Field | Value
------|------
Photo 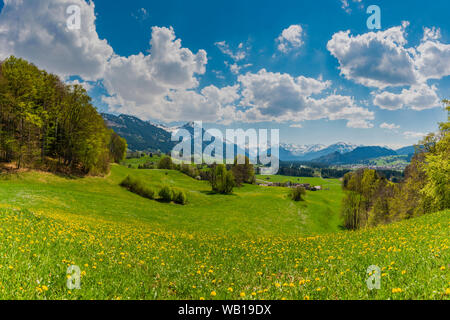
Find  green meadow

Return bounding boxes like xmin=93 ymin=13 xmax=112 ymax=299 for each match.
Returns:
xmin=0 ymin=165 xmax=448 ymax=300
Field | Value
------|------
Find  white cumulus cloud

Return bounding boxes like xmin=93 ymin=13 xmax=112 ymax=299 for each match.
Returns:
xmin=236 ymin=69 xmax=374 ymax=128
xmin=372 ymin=84 xmax=441 ymax=111
xmin=380 ymin=122 xmax=400 ymax=130
xmin=327 ymin=23 xmax=417 ymax=89
xmin=0 ymin=0 xmax=113 ymax=81
xmin=276 ymin=25 xmax=304 ymax=54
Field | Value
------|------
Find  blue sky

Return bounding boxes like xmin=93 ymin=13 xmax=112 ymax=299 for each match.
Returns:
xmin=0 ymin=0 xmax=449 ymax=147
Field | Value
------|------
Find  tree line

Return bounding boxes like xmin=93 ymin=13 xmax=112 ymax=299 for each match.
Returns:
xmin=0 ymin=56 xmax=127 ymax=175
xmin=341 ymin=100 xmax=449 ymax=230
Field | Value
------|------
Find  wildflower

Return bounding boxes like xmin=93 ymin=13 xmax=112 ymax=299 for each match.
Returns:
xmin=210 ymin=291 xmax=216 ymax=297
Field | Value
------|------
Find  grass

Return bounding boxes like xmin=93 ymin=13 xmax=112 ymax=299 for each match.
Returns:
xmin=0 ymin=166 xmax=342 ymax=236
xmin=0 ymin=166 xmax=448 ymax=300
xmin=121 ymin=155 xmax=163 ymax=169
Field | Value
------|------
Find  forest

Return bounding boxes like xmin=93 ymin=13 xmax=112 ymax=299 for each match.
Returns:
xmin=341 ymin=101 xmax=450 ymax=230
xmin=0 ymin=56 xmax=126 ymax=175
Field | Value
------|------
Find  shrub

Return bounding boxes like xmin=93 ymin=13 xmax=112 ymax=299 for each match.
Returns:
xmin=173 ymin=190 xmax=187 ymax=205
xmin=231 ymin=155 xmax=255 ymax=186
xmin=120 ymin=175 xmax=155 ymax=200
xmin=159 ymin=186 xmax=174 ymax=202
xmin=210 ymin=164 xmax=235 ymax=194
xmin=138 ymin=161 xmax=155 ymax=169
xmin=158 ymin=156 xmax=173 ymax=169
xmin=290 ymin=186 xmax=306 ymax=202
xmin=180 ymin=163 xmax=200 ymax=178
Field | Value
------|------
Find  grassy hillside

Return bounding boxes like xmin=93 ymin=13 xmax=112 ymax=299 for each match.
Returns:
xmin=0 ymin=166 xmax=342 ymax=236
xmin=0 ymin=166 xmax=448 ymax=300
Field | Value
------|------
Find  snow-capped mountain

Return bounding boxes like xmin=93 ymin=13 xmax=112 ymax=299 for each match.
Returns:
xmin=280 ymin=143 xmax=327 ymax=156
xmin=148 ymin=122 xmax=180 ymax=134
xmin=279 ymin=142 xmax=359 ymax=161
xmin=102 ymin=113 xmax=370 ymax=163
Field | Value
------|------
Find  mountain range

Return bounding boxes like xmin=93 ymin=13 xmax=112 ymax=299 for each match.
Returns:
xmin=102 ymin=113 xmax=415 ymax=165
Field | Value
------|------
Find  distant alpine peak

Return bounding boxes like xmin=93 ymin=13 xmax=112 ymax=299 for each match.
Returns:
xmin=280 ymin=143 xmax=327 ymax=155
xmin=329 ymin=142 xmax=359 ymax=151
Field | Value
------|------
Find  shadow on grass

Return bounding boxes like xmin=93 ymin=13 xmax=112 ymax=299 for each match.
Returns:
xmin=199 ymin=190 xmax=238 ymax=196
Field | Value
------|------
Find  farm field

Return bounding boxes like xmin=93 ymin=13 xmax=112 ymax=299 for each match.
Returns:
xmin=0 ymin=165 xmax=448 ymax=300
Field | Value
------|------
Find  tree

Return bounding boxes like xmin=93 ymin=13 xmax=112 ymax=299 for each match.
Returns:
xmin=0 ymin=56 xmax=122 ymax=175
xmin=158 ymin=156 xmax=173 ymax=169
xmin=109 ymin=130 xmax=127 ymax=163
xmin=341 ymin=191 xmax=362 ymax=230
xmin=210 ymin=164 xmax=235 ymax=194
xmin=231 ymin=155 xmax=255 ymax=186
xmin=420 ymin=100 xmax=450 ymax=212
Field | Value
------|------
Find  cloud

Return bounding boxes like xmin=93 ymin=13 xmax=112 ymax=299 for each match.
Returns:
xmin=380 ymin=122 xmax=400 ymax=130
xmin=0 ymin=0 xmax=113 ymax=81
xmin=327 ymin=23 xmax=417 ymax=89
xmin=415 ymin=29 xmax=450 ymax=82
xmin=403 ymin=131 xmax=426 ymax=140
xmin=215 ymin=41 xmax=248 ymax=62
xmin=276 ymin=25 xmax=304 ymax=54
xmin=66 ymin=79 xmax=94 ymax=92
xmin=215 ymin=41 xmax=252 ymax=75
xmin=340 ymin=0 xmax=363 ymax=14
xmin=225 ymin=61 xmax=252 ymax=75
xmin=102 ymin=26 xmax=212 ymax=121
xmin=372 ymin=84 xmax=441 ymax=111
xmin=236 ymin=69 xmax=374 ymax=128
xmin=0 ymin=0 xmax=376 ymax=129
xmin=328 ymin=25 xmax=449 ymax=112
xmin=238 ymin=69 xmax=330 ymax=117
xmin=289 ymin=124 xmax=303 ymax=128
xmin=132 ymin=8 xmax=149 ymax=21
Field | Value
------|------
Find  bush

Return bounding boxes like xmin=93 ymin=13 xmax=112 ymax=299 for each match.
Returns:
xmin=290 ymin=186 xmax=306 ymax=202
xmin=138 ymin=161 xmax=155 ymax=169
xmin=120 ymin=175 xmax=155 ymax=200
xmin=210 ymin=164 xmax=235 ymax=194
xmin=158 ymin=156 xmax=173 ymax=169
xmin=231 ymin=155 xmax=255 ymax=186
xmin=180 ymin=163 xmax=200 ymax=178
xmin=159 ymin=186 xmax=174 ymax=202
xmin=173 ymin=190 xmax=187 ymax=205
